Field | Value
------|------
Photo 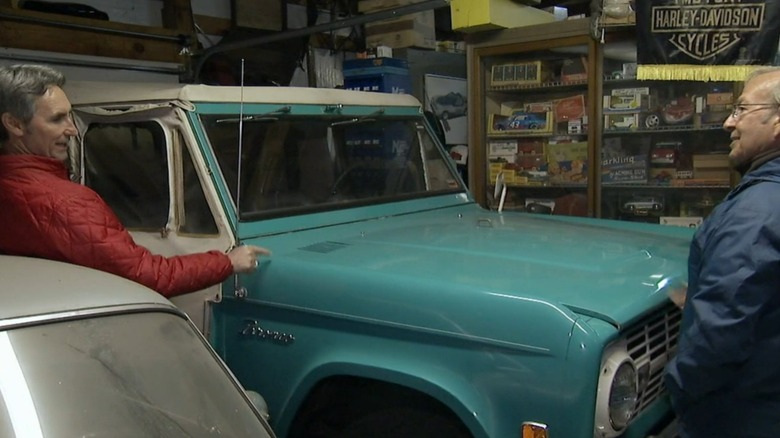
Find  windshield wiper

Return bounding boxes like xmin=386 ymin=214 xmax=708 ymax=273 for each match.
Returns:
xmin=330 ymin=108 xmax=385 ymax=127
xmin=216 ymin=105 xmax=291 ymax=124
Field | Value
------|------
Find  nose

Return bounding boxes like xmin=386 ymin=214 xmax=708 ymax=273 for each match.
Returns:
xmin=64 ymin=117 xmax=78 ymax=137
xmin=723 ymin=113 xmax=736 ymax=131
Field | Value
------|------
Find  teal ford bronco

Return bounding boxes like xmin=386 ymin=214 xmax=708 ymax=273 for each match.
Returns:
xmin=65 ymin=82 xmax=689 ymax=438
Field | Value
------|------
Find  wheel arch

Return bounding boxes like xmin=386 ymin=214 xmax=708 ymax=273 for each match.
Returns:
xmin=276 ymin=360 xmax=488 ymax=438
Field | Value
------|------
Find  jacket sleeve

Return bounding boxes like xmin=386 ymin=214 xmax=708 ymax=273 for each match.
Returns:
xmin=666 ymin=200 xmax=780 ymax=412
xmin=48 ymin=189 xmax=233 ymax=297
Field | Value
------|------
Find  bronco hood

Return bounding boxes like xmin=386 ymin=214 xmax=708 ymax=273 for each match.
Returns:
xmin=254 ymin=204 xmax=691 ymax=332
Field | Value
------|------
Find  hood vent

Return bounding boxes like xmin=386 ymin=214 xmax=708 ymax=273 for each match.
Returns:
xmin=300 ymin=241 xmax=351 ymax=253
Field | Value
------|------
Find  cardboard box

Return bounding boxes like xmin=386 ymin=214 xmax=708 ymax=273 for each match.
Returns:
xmin=489 ymin=163 xmax=504 ymax=182
xmin=490 ymin=61 xmax=552 ymax=86
xmin=602 ymin=154 xmax=648 ymax=184
xmin=601 ymin=12 xmax=636 ymax=26
xmin=611 ymin=87 xmax=651 ymax=96
xmin=451 ymin=0 xmax=555 ymax=33
xmin=360 ymin=0 xmax=435 ymax=49
xmin=707 ymin=92 xmax=733 ymax=106
xmin=365 ymin=12 xmax=436 ymax=49
xmin=546 ymin=141 xmax=588 ymax=185
xmin=501 ymin=100 xmax=553 ymax=115
xmin=488 ymin=140 xmax=518 ymax=158
xmin=604 ymin=113 xmax=640 ymax=130
xmin=561 ymin=57 xmax=588 ymax=83
xmin=693 ymin=154 xmax=731 ymax=182
xmin=516 ymin=154 xmax=546 ymax=171
xmin=555 ymin=94 xmax=586 ymax=121
xmin=517 ymin=140 xmax=545 ymax=155
xmin=693 ymin=154 xmax=729 ymax=168
xmin=649 ymin=167 xmax=677 ymax=184
xmin=604 ymin=94 xmax=644 ymax=112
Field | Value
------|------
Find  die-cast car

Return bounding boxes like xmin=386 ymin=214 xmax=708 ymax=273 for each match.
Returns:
xmin=623 ymin=197 xmax=665 ymax=213
xmin=494 ymin=112 xmax=548 ymax=131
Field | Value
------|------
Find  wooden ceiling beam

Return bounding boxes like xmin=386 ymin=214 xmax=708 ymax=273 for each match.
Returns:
xmin=0 ymin=3 xmax=197 ymax=64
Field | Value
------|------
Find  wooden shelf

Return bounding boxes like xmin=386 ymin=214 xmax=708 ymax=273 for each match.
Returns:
xmin=0 ymin=0 xmax=197 ymax=64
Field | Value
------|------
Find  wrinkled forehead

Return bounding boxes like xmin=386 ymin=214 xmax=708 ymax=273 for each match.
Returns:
xmin=743 ymin=71 xmax=780 ymax=98
xmin=33 ymin=85 xmax=72 ymax=115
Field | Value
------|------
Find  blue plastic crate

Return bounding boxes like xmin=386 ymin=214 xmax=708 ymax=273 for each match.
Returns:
xmin=343 ymin=57 xmax=410 ymax=94
xmin=343 ymin=57 xmax=409 ymax=71
xmin=343 ymin=73 xmax=411 ymax=94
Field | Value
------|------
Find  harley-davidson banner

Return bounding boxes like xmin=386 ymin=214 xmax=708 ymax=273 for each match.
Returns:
xmin=636 ymin=0 xmax=780 ymax=81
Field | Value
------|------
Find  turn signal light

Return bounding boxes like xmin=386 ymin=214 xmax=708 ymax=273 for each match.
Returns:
xmin=522 ymin=421 xmax=548 ymax=438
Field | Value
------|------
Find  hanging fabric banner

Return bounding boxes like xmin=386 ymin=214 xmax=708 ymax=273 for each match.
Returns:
xmin=636 ymin=0 xmax=780 ymax=81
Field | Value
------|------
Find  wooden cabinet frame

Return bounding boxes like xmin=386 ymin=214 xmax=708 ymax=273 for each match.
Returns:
xmin=465 ymin=19 xmax=602 ymax=215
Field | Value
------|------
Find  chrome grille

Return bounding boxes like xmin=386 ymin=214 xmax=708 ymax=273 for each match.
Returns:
xmin=624 ymin=304 xmax=682 ymax=415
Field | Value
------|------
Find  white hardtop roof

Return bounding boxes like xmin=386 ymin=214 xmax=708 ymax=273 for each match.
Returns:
xmin=0 ymin=256 xmax=174 ymax=323
xmin=65 ymin=81 xmax=423 ymax=108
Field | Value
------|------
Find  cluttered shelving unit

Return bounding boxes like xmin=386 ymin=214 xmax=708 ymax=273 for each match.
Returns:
xmin=466 ymin=19 xmax=599 ymax=216
xmin=466 ymin=17 xmax=738 ymax=224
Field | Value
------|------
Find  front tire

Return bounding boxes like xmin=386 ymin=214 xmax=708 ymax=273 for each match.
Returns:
xmin=341 ymin=407 xmax=471 ymax=438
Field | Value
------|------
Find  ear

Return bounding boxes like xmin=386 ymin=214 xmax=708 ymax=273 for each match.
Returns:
xmin=0 ymin=112 xmax=25 ymax=137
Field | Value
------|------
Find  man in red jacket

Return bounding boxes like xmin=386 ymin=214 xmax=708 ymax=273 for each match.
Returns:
xmin=0 ymin=64 xmax=270 ymax=297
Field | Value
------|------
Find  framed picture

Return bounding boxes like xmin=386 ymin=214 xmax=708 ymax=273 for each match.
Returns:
xmin=424 ymin=74 xmax=468 ymax=145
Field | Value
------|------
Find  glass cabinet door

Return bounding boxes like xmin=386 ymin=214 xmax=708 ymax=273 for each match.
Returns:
xmin=467 ymin=20 xmax=598 ymax=217
xmin=599 ymin=31 xmax=736 ymax=226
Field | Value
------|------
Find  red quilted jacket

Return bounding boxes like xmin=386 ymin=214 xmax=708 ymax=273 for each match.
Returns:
xmin=0 ymin=155 xmax=233 ymax=297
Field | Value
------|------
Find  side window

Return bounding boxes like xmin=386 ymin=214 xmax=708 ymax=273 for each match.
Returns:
xmin=181 ymin=142 xmax=218 ymax=234
xmin=83 ymin=122 xmax=169 ymax=229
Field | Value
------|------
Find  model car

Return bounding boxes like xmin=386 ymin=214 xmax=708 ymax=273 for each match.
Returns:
xmin=623 ymin=197 xmax=665 ymax=213
xmin=494 ymin=112 xmax=548 ymax=131
xmin=606 ymin=94 xmax=641 ymax=111
xmin=430 ymin=91 xmax=467 ymax=120
xmin=645 ymin=96 xmax=696 ymax=128
xmin=651 ymin=142 xmax=682 ymax=165
xmin=607 ymin=114 xmax=637 ymax=130
xmin=64 ymin=81 xmax=688 ymax=438
xmin=0 ymin=255 xmax=275 ymax=437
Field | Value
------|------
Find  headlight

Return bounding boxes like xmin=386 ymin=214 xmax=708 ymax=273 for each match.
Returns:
xmin=609 ymin=361 xmax=638 ymax=429
xmin=594 ymin=340 xmax=638 ymax=437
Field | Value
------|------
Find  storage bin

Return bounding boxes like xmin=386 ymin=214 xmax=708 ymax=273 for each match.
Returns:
xmin=343 ymin=58 xmax=411 ymax=94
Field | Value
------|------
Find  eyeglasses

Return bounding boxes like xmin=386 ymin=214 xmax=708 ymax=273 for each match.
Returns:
xmin=730 ymin=103 xmax=778 ymax=119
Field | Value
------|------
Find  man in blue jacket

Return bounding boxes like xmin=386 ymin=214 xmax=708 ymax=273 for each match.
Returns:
xmin=666 ymin=66 xmax=780 ymax=437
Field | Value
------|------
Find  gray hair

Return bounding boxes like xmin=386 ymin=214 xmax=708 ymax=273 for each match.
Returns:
xmin=746 ymin=66 xmax=780 ymax=106
xmin=0 ymin=64 xmax=66 ymax=143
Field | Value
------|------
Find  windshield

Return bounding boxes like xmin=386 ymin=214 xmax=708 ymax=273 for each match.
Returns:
xmin=0 ymin=312 xmax=272 ymax=438
xmin=201 ymin=114 xmax=463 ymax=219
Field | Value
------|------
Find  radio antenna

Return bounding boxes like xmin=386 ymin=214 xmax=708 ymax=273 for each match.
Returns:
xmin=236 ymin=58 xmax=246 ymax=219
xmin=233 ymin=59 xmax=249 ymax=299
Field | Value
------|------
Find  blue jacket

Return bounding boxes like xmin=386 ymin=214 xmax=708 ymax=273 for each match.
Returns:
xmin=666 ymin=157 xmax=780 ymax=438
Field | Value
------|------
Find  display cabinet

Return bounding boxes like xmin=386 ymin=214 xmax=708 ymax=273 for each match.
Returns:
xmin=599 ymin=30 xmax=737 ymax=225
xmin=466 ymin=19 xmax=599 ymax=216
xmin=466 ymin=19 xmax=737 ymax=223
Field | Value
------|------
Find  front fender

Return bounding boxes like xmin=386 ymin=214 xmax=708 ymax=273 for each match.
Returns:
xmin=211 ymin=297 xmax=576 ymax=438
